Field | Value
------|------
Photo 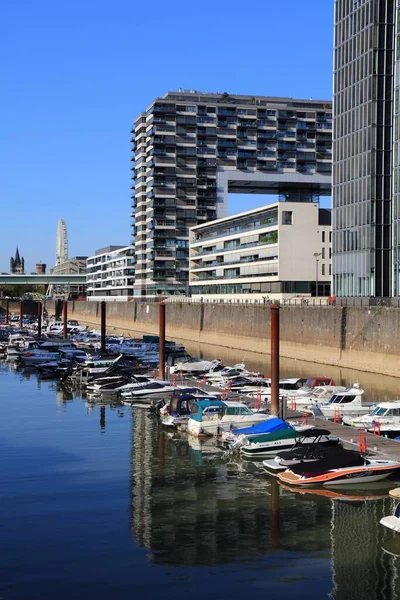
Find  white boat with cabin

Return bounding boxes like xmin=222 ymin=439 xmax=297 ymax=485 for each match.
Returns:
xmin=187 ymin=399 xmax=270 ymax=437
xmin=311 ymin=384 xmax=375 ymax=419
xmin=342 ymin=401 xmax=400 ymax=435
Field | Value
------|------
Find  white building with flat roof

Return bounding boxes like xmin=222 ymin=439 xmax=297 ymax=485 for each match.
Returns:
xmin=189 ymin=202 xmax=331 ymax=301
xmin=86 ymin=246 xmax=135 ymax=301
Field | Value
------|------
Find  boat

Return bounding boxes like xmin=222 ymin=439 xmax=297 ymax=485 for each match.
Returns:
xmin=262 ymin=428 xmax=340 ymax=472
xmin=309 ymin=384 xmax=375 ymax=419
xmin=120 ymin=380 xmax=175 ymax=403
xmin=235 ymin=377 xmax=307 ymax=402
xmin=380 ymin=503 xmax=400 ymax=533
xmin=171 ymin=358 xmax=222 ymax=374
xmin=235 ymin=420 xmax=337 ymax=458
xmin=287 ymin=385 xmax=347 ymax=409
xmin=342 ymin=401 xmax=400 ymax=436
xmin=277 ymin=449 xmax=400 ymax=486
xmin=187 ymin=399 xmax=270 ymax=437
xmin=160 ymin=393 xmax=197 ymax=429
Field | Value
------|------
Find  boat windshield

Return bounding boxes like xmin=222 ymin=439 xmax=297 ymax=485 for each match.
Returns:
xmin=329 ymin=394 xmax=356 ymax=404
xmin=371 ymin=406 xmax=389 ymax=417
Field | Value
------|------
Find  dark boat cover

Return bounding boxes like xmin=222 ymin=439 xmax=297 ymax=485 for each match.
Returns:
xmin=290 ymin=448 xmax=366 ymax=475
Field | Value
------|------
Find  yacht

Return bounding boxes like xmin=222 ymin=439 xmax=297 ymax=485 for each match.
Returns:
xmin=309 ymin=384 xmax=375 ymax=419
xmin=342 ymin=401 xmax=400 ymax=436
xmin=171 ymin=358 xmax=222 ymax=374
xmin=288 ymin=385 xmax=347 ymax=409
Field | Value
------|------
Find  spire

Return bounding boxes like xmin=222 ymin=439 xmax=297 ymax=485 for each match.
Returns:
xmin=14 ymin=247 xmax=21 ymax=265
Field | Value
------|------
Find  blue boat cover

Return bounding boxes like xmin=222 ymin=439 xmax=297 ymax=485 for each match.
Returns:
xmin=232 ymin=418 xmax=293 ymax=435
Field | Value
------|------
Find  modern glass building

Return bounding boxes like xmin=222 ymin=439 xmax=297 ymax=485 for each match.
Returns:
xmin=333 ymin=0 xmax=399 ymax=297
xmin=131 ymin=91 xmax=332 ymax=297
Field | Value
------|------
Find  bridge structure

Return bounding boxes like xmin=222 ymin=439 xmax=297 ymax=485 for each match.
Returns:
xmin=0 ymin=274 xmax=86 ymax=285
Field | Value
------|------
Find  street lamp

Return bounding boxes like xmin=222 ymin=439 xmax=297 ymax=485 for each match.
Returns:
xmin=313 ymin=252 xmax=322 ymax=297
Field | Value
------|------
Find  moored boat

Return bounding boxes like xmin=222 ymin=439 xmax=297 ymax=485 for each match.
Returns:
xmin=277 ymin=449 xmax=400 ymax=486
xmin=187 ymin=399 xmax=270 ymax=437
xmin=308 ymin=384 xmax=375 ymax=419
xmin=342 ymin=401 xmax=400 ymax=436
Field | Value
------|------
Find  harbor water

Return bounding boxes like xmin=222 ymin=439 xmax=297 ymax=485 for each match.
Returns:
xmin=2 ymin=362 xmax=400 ymax=599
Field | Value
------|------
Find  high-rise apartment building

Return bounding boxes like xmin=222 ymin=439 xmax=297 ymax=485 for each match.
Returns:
xmin=333 ymin=0 xmax=398 ymax=297
xmin=132 ymin=91 xmax=332 ymax=296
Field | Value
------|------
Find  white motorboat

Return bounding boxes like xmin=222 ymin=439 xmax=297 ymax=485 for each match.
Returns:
xmin=235 ymin=377 xmax=306 ymax=402
xmin=187 ymin=399 xmax=270 ymax=437
xmin=287 ymin=385 xmax=347 ymax=409
xmin=120 ymin=381 xmax=175 ymax=403
xmin=342 ymin=401 xmax=400 ymax=436
xmin=309 ymin=384 xmax=375 ymax=419
xmin=171 ymin=358 xmax=222 ymax=374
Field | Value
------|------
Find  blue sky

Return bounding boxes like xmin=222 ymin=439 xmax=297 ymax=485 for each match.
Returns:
xmin=0 ymin=0 xmax=334 ymax=273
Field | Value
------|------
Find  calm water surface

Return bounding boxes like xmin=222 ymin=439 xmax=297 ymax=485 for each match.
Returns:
xmin=2 ymin=362 xmax=400 ymax=599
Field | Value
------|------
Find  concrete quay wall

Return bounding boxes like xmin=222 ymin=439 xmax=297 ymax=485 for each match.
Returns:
xmin=36 ymin=300 xmax=400 ymax=378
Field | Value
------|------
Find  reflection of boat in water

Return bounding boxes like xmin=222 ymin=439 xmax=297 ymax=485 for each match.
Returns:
xmin=381 ymin=536 xmax=400 ymax=557
xmin=380 ymin=502 xmax=400 ymax=533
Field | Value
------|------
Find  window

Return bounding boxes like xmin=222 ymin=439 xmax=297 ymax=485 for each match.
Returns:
xmin=322 ymin=264 xmax=325 ymax=275
xmin=322 ymin=248 xmax=325 ymax=259
xmin=282 ymin=211 xmax=293 ymax=225
xmin=322 ymin=231 xmax=325 ymax=243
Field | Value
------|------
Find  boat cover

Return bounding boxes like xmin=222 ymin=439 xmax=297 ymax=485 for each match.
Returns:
xmin=232 ymin=418 xmax=292 ymax=436
xmin=290 ymin=448 xmax=366 ymax=475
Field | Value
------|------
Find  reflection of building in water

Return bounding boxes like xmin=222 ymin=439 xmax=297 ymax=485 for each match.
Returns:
xmin=130 ymin=413 xmax=332 ymax=565
xmin=330 ymin=498 xmax=400 ymax=600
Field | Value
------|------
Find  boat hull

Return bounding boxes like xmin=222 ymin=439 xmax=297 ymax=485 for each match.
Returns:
xmin=277 ymin=461 xmax=400 ymax=486
xmin=241 ymin=437 xmax=299 ymax=457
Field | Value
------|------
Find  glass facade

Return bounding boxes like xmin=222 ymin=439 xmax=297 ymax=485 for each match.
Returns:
xmin=333 ymin=0 xmax=396 ymax=297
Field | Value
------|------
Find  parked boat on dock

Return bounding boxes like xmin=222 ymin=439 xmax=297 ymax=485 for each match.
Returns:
xmin=342 ymin=401 xmax=400 ymax=436
xmin=307 ymin=384 xmax=375 ymax=419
